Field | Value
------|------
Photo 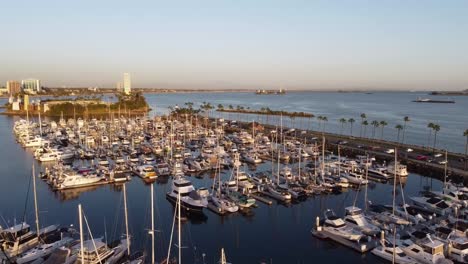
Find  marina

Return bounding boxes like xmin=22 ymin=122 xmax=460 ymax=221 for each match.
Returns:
xmin=0 ymin=91 xmax=467 ymax=263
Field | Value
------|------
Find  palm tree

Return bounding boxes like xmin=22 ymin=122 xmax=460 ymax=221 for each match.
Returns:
xmin=402 ymin=116 xmax=410 ymax=144
xmin=395 ymin=124 xmax=403 ymax=142
xmin=362 ymin=120 xmax=369 ymax=138
xmin=348 ymin=118 xmax=355 ymax=136
xmin=379 ymin=121 xmax=388 ymax=139
xmin=228 ymin=104 xmax=233 ymax=110
xmin=339 ymin=118 xmax=347 ymax=135
xmin=464 ymin=129 xmax=468 ymax=169
xmin=427 ymin=122 xmax=435 ymax=147
xmin=184 ymin=102 xmax=194 ymax=110
xmin=317 ymin=116 xmax=323 ymax=131
xmin=371 ymin=120 xmax=379 ymax=138
xmin=432 ymin=124 xmax=440 ymax=151
xmin=322 ymin=116 xmax=328 ymax=133
xmin=217 ymin=104 xmax=224 ymax=110
xmin=360 ymin=113 xmax=367 ymax=137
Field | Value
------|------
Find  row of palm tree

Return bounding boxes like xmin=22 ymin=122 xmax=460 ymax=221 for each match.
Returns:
xmin=464 ymin=129 xmax=468 ymax=169
xmin=191 ymin=103 xmax=457 ymax=154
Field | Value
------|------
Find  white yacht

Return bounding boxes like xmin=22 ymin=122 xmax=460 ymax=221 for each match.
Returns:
xmin=233 ymin=171 xmax=255 ymax=190
xmin=410 ymin=196 xmax=452 ymax=216
xmin=74 ymin=238 xmax=115 ymax=264
xmin=210 ymin=194 xmax=239 ymax=213
xmin=367 ymin=167 xmax=392 ymax=181
xmin=134 ymin=165 xmax=157 ymax=182
xmin=166 ymin=177 xmax=208 ymax=212
xmin=16 ymin=237 xmax=74 ymax=264
xmin=371 ymin=240 xmax=417 ymax=264
xmin=387 ymin=162 xmax=409 ymax=177
xmin=341 ymin=171 xmax=368 ymax=185
xmin=57 ymin=172 xmax=104 ymax=190
xmin=343 ymin=206 xmax=380 ymax=236
xmin=321 ymin=209 xmax=364 ymax=241
xmin=0 ymin=223 xmax=58 ymax=258
xmin=266 ymin=184 xmax=292 ymax=202
xmin=398 ymin=238 xmax=453 ymax=264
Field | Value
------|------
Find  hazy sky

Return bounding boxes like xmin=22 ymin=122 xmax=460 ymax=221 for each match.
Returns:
xmin=1 ymin=0 xmax=467 ymax=90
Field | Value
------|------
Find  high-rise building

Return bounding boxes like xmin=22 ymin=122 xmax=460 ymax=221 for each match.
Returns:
xmin=23 ymin=94 xmax=30 ymax=111
xmin=21 ymin=79 xmax=41 ymax=93
xmin=116 ymin=82 xmax=123 ymax=92
xmin=6 ymin=81 xmax=21 ymax=95
xmin=123 ymin=73 xmax=131 ymax=95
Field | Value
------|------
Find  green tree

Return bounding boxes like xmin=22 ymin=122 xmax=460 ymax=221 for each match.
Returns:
xmin=464 ymin=129 xmax=468 ymax=169
xmin=395 ymin=124 xmax=403 ymax=142
xmin=217 ymin=104 xmax=224 ymax=110
xmin=379 ymin=121 xmax=388 ymax=139
xmin=339 ymin=118 xmax=347 ymax=134
xmin=371 ymin=120 xmax=379 ymax=138
xmin=362 ymin=120 xmax=369 ymax=138
xmin=348 ymin=118 xmax=355 ymax=136
xmin=427 ymin=122 xmax=435 ymax=147
xmin=322 ymin=116 xmax=328 ymax=133
xmin=360 ymin=113 xmax=367 ymax=137
xmin=402 ymin=116 xmax=410 ymax=144
xmin=432 ymin=124 xmax=440 ymax=151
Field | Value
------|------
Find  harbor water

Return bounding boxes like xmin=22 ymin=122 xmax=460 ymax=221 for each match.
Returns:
xmin=0 ymin=92 xmax=460 ymax=263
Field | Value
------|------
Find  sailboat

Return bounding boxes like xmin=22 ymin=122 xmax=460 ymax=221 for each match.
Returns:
xmin=218 ymin=248 xmax=232 ymax=264
xmin=209 ymin=159 xmax=239 ymax=213
xmin=0 ymin=164 xmax=60 ymax=260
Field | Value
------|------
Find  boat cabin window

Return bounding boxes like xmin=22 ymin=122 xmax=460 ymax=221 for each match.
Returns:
xmin=173 ymin=190 xmax=190 ymax=197
xmin=345 ymin=218 xmax=358 ymax=225
xmin=453 ymin=242 xmax=468 ymax=250
xmin=411 ymin=248 xmax=420 ymax=253
xmin=174 ymin=182 xmax=192 ymax=188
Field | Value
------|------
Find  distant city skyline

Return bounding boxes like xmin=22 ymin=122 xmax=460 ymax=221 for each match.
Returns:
xmin=1 ymin=1 xmax=467 ymax=91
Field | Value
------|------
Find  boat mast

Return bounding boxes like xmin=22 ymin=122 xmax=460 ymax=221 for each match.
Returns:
xmin=123 ymin=183 xmax=130 ymax=255
xmin=444 ymin=150 xmax=448 ymax=188
xmin=392 ymin=148 xmax=397 ymax=215
xmin=38 ymin=110 xmax=42 ymax=136
xmin=79 ymin=203 xmax=85 ymax=264
xmin=177 ymin=190 xmax=182 ymax=264
xmin=338 ymin=145 xmax=341 ymax=177
xmin=32 ymin=164 xmax=40 ymax=239
xmin=220 ymin=248 xmax=227 ymax=264
xmin=321 ymin=136 xmax=325 ymax=181
xmin=151 ymin=183 xmax=155 ymax=264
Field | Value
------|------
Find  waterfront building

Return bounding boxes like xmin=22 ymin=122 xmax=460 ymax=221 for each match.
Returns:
xmin=6 ymin=80 xmax=21 ymax=95
xmin=21 ymin=79 xmax=41 ymax=93
xmin=0 ymin=87 xmax=7 ymax=95
xmin=123 ymin=73 xmax=131 ymax=95
xmin=23 ymin=94 xmax=30 ymax=110
xmin=116 ymin=82 xmax=123 ymax=92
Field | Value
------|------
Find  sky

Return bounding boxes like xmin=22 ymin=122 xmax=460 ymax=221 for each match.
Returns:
xmin=1 ymin=0 xmax=468 ymax=90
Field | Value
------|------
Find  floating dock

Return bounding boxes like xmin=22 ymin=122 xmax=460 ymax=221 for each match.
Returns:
xmin=250 ymin=194 xmax=273 ymax=205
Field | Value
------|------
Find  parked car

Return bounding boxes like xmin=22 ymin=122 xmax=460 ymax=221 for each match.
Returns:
xmin=416 ymin=155 xmax=428 ymax=161
xmin=406 ymin=148 xmax=413 ymax=153
xmin=385 ymin=149 xmax=395 ymax=154
xmin=438 ymin=160 xmax=447 ymax=165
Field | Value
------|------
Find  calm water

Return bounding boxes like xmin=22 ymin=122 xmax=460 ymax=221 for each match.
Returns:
xmin=0 ymin=92 xmax=454 ymax=263
xmin=146 ymin=91 xmax=468 ymax=154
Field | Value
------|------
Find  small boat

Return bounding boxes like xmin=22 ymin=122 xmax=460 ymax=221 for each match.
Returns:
xmin=343 ymin=206 xmax=380 ymax=236
xmin=166 ymin=176 xmax=208 ymax=212
xmin=135 ymin=165 xmax=157 ymax=182
xmin=410 ymin=196 xmax=452 ymax=216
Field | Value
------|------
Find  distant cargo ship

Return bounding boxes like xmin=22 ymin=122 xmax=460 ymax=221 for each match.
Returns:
xmin=412 ymin=97 xmax=455 ymax=103
xmin=255 ymin=89 xmax=286 ymax=95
